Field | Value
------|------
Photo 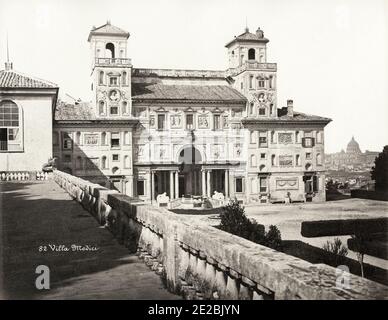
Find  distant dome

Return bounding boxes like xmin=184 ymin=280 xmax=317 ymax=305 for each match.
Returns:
xmin=346 ymin=136 xmax=361 ymax=154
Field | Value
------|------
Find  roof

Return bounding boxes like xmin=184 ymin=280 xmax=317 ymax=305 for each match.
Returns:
xmin=88 ymin=22 xmax=130 ymax=41
xmin=0 ymin=69 xmax=57 ymax=88
xmin=55 ymin=102 xmax=96 ymax=121
xmin=242 ymin=109 xmax=332 ymax=125
xmin=131 ymin=82 xmax=247 ymax=104
xmin=225 ymin=27 xmax=269 ymax=47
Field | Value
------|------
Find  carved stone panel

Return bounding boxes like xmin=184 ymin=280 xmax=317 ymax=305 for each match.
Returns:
xmin=276 ymin=178 xmax=299 ymax=190
xmin=278 ymin=133 xmax=293 ymax=144
xmin=198 ymin=115 xmax=209 ymax=129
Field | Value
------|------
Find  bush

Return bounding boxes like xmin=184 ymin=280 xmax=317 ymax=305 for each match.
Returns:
xmin=322 ymin=237 xmax=348 ymax=266
xmin=219 ymin=199 xmax=282 ymax=250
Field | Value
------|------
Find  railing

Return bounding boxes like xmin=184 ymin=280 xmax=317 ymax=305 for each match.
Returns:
xmin=0 ymin=171 xmax=49 ymax=181
xmin=53 ymin=169 xmax=388 ymax=300
xmin=95 ymin=58 xmax=132 ymax=66
xmin=132 ymin=68 xmax=226 ymax=79
xmin=227 ymin=62 xmax=277 ymax=76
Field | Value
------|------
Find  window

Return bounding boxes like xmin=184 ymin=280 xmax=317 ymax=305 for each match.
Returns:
xmin=99 ymin=71 xmax=104 ymax=85
xmin=112 ymin=154 xmax=119 ymax=161
xmin=250 ymin=154 xmax=257 ymax=167
xmin=109 ymin=77 xmax=118 ymax=86
xmin=259 ymin=177 xmax=267 ymax=193
xmin=313 ymin=176 xmax=319 ymax=192
xmin=271 ymin=154 xmax=276 ymax=166
xmin=64 ymin=154 xmax=72 ymax=162
xmin=249 ymin=75 xmax=253 ymax=89
xmin=269 ymin=76 xmax=273 ymax=89
xmin=122 ymin=101 xmax=128 ymax=114
xmin=270 ymin=104 xmax=273 ymax=115
xmin=0 ymin=100 xmax=21 ymax=151
xmin=62 ymin=133 xmax=72 ymax=150
xmin=260 ymin=153 xmax=266 ymax=159
xmin=259 ymin=132 xmax=268 ymax=147
xmin=240 ymin=82 xmax=244 ymax=90
xmin=75 ymin=132 xmax=81 ymax=145
xmin=137 ymin=180 xmax=145 ymax=196
xmin=122 ymin=71 xmax=127 ymax=85
xmin=105 ymin=42 xmax=115 ymax=58
xmin=248 ymin=48 xmax=255 ymax=60
xmin=99 ymin=101 xmax=105 ymax=115
xmin=302 ymin=137 xmax=315 ymax=148
xmin=111 ymin=132 xmax=120 ymax=148
xmin=101 ymin=132 xmax=107 ymax=145
xmin=110 ymin=105 xmax=119 ymax=115
xmin=306 ymin=152 xmax=312 ymax=160
xmin=295 ymin=131 xmax=300 ymax=143
xmin=317 ymin=153 xmax=322 ymax=165
xmin=124 ymin=131 xmax=130 ymax=145
xmin=157 ymin=114 xmax=166 ymax=130
xmin=258 ymin=108 xmax=266 ymax=116
xmin=258 ymin=80 xmax=265 ymax=88
xmin=249 ymin=102 xmax=254 ymax=115
xmin=235 ymin=177 xmax=243 ymax=193
xmin=124 ymin=155 xmax=130 ymax=168
xmin=213 ymin=114 xmax=221 ymax=130
xmin=317 ymin=131 xmax=323 ymax=143
xmin=271 ymin=131 xmax=275 ymax=143
xmin=186 ymin=114 xmax=194 ymax=130
xmin=296 ymin=154 xmax=301 ymax=166
xmin=101 ymin=156 xmax=107 ymax=169
xmin=250 ymin=131 xmax=256 ymax=144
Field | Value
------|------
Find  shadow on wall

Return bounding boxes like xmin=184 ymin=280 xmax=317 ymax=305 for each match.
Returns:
xmin=54 ymin=138 xmax=129 ymax=193
xmin=0 ymin=181 xmax=137 ymax=299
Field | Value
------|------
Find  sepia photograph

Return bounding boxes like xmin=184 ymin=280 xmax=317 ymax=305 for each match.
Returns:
xmin=0 ymin=0 xmax=387 ymax=306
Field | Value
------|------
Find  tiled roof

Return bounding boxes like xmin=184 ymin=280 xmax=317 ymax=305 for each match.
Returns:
xmin=278 ymin=111 xmax=332 ymax=122
xmin=225 ymin=28 xmax=269 ymax=47
xmin=88 ymin=22 xmax=129 ymax=41
xmin=0 ymin=69 xmax=57 ymax=88
xmin=243 ymin=110 xmax=332 ymax=124
xmin=55 ymin=102 xmax=96 ymax=121
xmin=132 ymin=83 xmax=247 ymax=103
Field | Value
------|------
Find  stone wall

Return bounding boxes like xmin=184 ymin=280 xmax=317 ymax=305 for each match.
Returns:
xmin=53 ymin=169 xmax=388 ymax=300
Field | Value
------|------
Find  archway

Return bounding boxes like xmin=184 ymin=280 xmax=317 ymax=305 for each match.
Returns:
xmin=178 ymin=146 xmax=202 ymax=197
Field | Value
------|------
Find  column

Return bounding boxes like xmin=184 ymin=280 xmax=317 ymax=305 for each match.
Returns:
xmin=202 ymin=170 xmax=206 ymax=197
xmin=151 ymin=171 xmax=155 ymax=202
xmin=225 ymin=169 xmax=229 ymax=198
xmin=170 ymin=170 xmax=174 ymax=199
xmin=207 ymin=170 xmax=211 ymax=198
xmin=175 ymin=170 xmax=179 ymax=199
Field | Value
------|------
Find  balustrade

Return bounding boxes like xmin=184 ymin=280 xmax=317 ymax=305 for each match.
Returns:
xmin=51 ymin=169 xmax=388 ymax=301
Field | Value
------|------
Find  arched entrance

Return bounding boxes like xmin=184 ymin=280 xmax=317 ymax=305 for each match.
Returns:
xmin=178 ymin=146 xmax=202 ymax=197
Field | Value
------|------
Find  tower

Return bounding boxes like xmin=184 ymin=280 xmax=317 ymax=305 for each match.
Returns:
xmin=88 ymin=21 xmax=132 ymax=118
xmin=226 ymin=27 xmax=277 ymax=118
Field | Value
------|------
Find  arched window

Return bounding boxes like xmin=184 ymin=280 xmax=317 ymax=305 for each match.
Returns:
xmin=75 ymin=132 xmax=81 ymax=145
xmin=99 ymin=71 xmax=104 ymax=85
xmin=101 ymin=132 xmax=106 ymax=145
xmin=122 ymin=71 xmax=127 ymax=85
xmin=122 ymin=101 xmax=128 ymax=114
xmin=249 ymin=102 xmax=254 ymax=115
xmin=248 ymin=48 xmax=255 ymax=60
xmin=259 ymin=55 xmax=264 ymax=62
xmin=296 ymin=154 xmax=300 ymax=166
xmin=124 ymin=155 xmax=130 ymax=168
xmin=250 ymin=154 xmax=257 ymax=167
xmin=271 ymin=131 xmax=275 ymax=143
xmin=271 ymin=154 xmax=276 ymax=166
xmin=296 ymin=131 xmax=300 ymax=143
xmin=0 ymin=100 xmax=22 ymax=151
xmin=101 ymin=156 xmax=107 ymax=169
xmin=105 ymin=43 xmax=115 ymax=58
xmin=99 ymin=101 xmax=105 ymax=115
xmin=259 ymin=164 xmax=266 ymax=172
xmin=249 ymin=75 xmax=253 ymax=89
xmin=317 ymin=153 xmax=322 ymax=165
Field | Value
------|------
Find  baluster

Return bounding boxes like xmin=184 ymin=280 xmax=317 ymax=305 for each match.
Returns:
xmin=215 ymin=264 xmax=227 ymax=298
xmin=225 ymin=269 xmax=240 ymax=299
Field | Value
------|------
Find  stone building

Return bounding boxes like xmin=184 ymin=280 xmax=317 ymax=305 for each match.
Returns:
xmin=0 ymin=62 xmax=58 ymax=172
xmin=1 ymin=21 xmax=332 ymax=204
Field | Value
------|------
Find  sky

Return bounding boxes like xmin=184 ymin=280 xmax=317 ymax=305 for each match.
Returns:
xmin=0 ymin=0 xmax=387 ymax=153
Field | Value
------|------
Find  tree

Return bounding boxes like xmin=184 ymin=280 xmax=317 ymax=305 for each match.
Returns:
xmin=371 ymin=145 xmax=388 ymax=191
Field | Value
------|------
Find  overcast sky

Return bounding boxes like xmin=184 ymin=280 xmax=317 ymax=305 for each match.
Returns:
xmin=0 ymin=0 xmax=387 ymax=153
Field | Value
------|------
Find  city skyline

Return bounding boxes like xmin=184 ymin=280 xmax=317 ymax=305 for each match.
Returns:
xmin=0 ymin=0 xmax=387 ymax=153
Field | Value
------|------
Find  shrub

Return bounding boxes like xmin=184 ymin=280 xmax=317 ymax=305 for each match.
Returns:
xmin=322 ymin=237 xmax=348 ymax=266
xmin=219 ymin=199 xmax=282 ymax=250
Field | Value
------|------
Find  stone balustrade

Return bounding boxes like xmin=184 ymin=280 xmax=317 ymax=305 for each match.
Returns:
xmin=53 ymin=169 xmax=388 ymax=300
xmin=0 ymin=171 xmax=49 ymax=181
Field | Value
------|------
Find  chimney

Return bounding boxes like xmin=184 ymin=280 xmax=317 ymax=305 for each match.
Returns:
xmin=287 ymin=99 xmax=293 ymax=117
xmin=5 ymin=61 xmax=13 ymax=71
